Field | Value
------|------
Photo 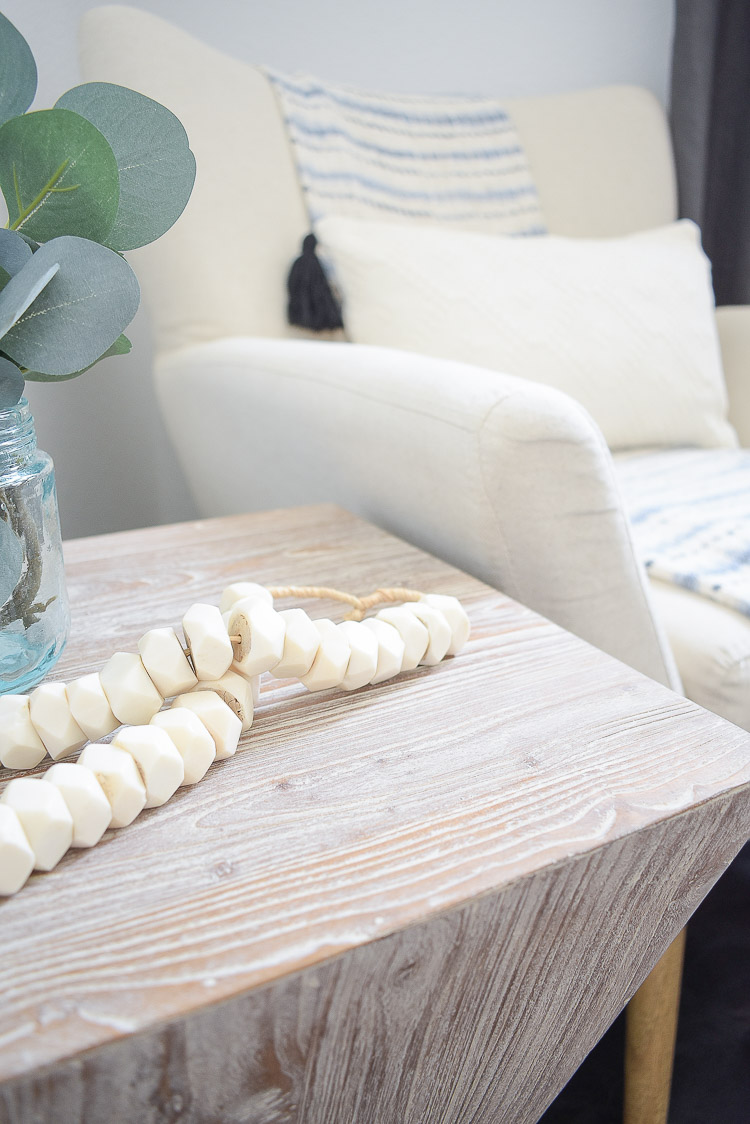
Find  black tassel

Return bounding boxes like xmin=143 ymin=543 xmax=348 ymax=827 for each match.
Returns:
xmin=286 ymin=233 xmax=344 ymax=331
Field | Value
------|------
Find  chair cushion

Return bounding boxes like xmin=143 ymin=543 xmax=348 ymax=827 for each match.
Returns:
xmin=613 ymin=447 xmax=750 ymax=731
xmin=647 ymin=579 xmax=750 ymax=731
xmin=615 ymin=447 xmax=750 ymax=617
xmin=316 ymin=214 xmax=736 ymax=451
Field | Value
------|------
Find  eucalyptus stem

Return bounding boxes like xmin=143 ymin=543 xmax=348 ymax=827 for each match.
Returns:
xmin=0 ymin=486 xmax=45 ymax=628
xmin=8 ymin=159 xmax=80 ymax=232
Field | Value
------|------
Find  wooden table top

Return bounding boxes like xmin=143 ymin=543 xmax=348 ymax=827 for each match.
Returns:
xmin=2 ymin=504 xmax=750 ymax=1102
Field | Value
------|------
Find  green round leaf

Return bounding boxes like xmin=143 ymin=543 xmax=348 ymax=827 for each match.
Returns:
xmin=24 ymin=332 xmax=133 ymax=382
xmin=57 ymin=83 xmax=196 ymax=251
xmin=0 ymin=13 xmax=37 ymax=128
xmin=0 ymin=253 xmax=60 ymax=340
xmin=0 ymin=503 xmax=24 ymax=606
xmin=0 ymin=108 xmax=120 ymax=243
xmin=16 ymin=232 xmax=39 ymax=251
xmin=0 ymin=228 xmax=32 ymax=276
xmin=0 ymin=355 xmax=24 ymax=407
xmin=1 ymin=236 xmax=139 ymax=377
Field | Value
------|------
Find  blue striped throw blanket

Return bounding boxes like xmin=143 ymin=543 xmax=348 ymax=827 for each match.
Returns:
xmin=265 ymin=69 xmax=546 ymax=235
xmin=615 ymin=448 xmax=750 ymax=618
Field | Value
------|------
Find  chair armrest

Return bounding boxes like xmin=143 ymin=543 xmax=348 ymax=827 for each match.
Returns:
xmin=716 ymin=305 xmax=750 ymax=446
xmin=156 ymin=337 xmax=679 ymax=688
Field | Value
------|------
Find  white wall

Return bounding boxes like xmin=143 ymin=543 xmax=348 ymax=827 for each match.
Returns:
xmin=3 ymin=0 xmax=675 ymax=539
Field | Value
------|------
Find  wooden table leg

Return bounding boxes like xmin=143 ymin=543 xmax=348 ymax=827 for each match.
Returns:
xmin=624 ymin=927 xmax=686 ymax=1124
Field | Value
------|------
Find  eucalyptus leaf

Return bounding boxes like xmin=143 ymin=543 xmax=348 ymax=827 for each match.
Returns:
xmin=1 ymin=236 xmax=139 ymax=376
xmin=0 ymin=509 xmax=24 ymax=606
xmin=0 ymin=13 xmax=37 ymax=128
xmin=0 ymin=107 xmax=120 ymax=243
xmin=106 ymin=332 xmax=132 ymax=356
xmin=0 ymin=252 xmax=60 ymax=340
xmin=57 ymin=83 xmax=196 ymax=251
xmin=16 ymin=232 xmax=39 ymax=251
xmin=0 ymin=354 xmax=24 ymax=407
xmin=0 ymin=228 xmax=32 ymax=276
xmin=24 ymin=332 xmax=132 ymax=382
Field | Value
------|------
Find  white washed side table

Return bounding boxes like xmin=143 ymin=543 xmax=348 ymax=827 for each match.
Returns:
xmin=1 ymin=504 xmax=749 ymax=1124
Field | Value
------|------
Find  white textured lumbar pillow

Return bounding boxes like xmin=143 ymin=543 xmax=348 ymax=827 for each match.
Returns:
xmin=315 ymin=216 xmax=737 ymax=451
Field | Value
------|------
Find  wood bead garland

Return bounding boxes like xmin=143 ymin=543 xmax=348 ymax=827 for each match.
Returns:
xmin=76 ymin=743 xmax=146 ymax=828
xmin=149 ymin=709 xmax=216 ymax=785
xmin=0 ymin=583 xmax=470 ymax=895
xmin=66 ymin=672 xmax=119 ymax=741
xmin=44 ymin=761 xmax=113 ymax=848
xmin=138 ymin=627 xmax=197 ymax=697
xmin=0 ymin=695 xmax=46 ymax=770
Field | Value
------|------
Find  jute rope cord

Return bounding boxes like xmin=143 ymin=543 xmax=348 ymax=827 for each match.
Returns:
xmin=266 ymin=585 xmax=424 ymax=621
xmin=193 ymin=585 xmax=425 ymax=655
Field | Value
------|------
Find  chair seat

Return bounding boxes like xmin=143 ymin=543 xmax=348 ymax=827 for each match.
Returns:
xmin=647 ymin=580 xmax=750 ymax=730
xmin=613 ymin=448 xmax=750 ymax=730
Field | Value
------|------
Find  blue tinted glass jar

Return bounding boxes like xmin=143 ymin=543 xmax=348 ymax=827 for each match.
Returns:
xmin=0 ymin=398 xmax=69 ymax=693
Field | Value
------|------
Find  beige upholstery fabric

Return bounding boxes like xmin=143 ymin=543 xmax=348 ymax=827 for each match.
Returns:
xmin=80 ymin=5 xmax=310 ymax=354
xmin=649 ymin=580 xmax=750 ymax=729
xmin=81 ymin=6 xmax=750 ymax=728
xmin=154 ymin=337 xmax=680 ymax=690
xmin=316 ymin=216 xmax=735 ymax=451
xmin=507 ymin=87 xmax=677 ymax=237
xmin=80 ymin=6 xmax=678 ymax=357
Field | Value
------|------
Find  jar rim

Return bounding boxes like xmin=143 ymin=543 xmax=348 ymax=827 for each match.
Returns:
xmin=0 ymin=396 xmax=30 ymax=423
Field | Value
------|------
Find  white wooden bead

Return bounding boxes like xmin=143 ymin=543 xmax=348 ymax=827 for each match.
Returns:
xmin=338 ymin=621 xmax=379 ymax=691
xmin=376 ymin=606 xmax=429 ymax=671
xmin=219 ymin=582 xmax=273 ymax=614
xmin=0 ymin=695 xmax=46 ymax=770
xmin=0 ymin=777 xmax=73 ymax=871
xmin=150 ymin=708 xmax=216 ymax=785
xmin=361 ymin=618 xmax=406 ymax=684
xmin=224 ymin=669 xmax=261 ymax=706
xmin=270 ymin=608 xmax=320 ymax=679
xmin=405 ymin=603 xmax=452 ymax=665
xmin=44 ymin=762 xmax=112 ymax=848
xmin=0 ymin=805 xmax=35 ymax=895
xmin=172 ymin=692 xmax=241 ymax=760
xmin=66 ymin=673 xmax=119 ymax=741
xmin=299 ymin=620 xmax=351 ymax=692
xmin=100 ymin=652 xmax=163 ymax=725
xmin=419 ymin=594 xmax=471 ymax=655
xmin=228 ymin=597 xmax=285 ymax=676
xmin=111 ymin=725 xmax=185 ymax=808
xmin=138 ymin=626 xmax=197 ymax=697
xmin=190 ymin=670 xmax=254 ymax=732
xmin=77 ymin=743 xmax=147 ymax=828
xmin=182 ymin=603 xmax=233 ymax=680
xmin=28 ymin=682 xmax=87 ymax=761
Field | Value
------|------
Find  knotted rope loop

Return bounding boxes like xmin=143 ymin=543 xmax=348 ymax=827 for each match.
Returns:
xmin=266 ymin=585 xmax=423 ymax=620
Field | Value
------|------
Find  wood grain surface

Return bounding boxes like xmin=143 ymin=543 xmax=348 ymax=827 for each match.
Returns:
xmin=1 ymin=504 xmax=749 ymax=1123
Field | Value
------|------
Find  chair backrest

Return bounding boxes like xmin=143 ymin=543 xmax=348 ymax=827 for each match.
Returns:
xmin=79 ymin=5 xmax=678 ymax=359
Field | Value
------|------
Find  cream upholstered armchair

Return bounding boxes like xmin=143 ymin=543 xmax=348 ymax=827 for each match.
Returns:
xmin=79 ymin=5 xmax=750 ymax=735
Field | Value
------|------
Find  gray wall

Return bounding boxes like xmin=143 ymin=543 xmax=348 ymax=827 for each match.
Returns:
xmin=3 ymin=0 xmax=675 ymax=540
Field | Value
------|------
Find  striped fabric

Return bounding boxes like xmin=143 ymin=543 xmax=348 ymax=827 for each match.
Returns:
xmin=615 ymin=448 xmax=750 ymax=618
xmin=265 ymin=69 xmax=546 ymax=235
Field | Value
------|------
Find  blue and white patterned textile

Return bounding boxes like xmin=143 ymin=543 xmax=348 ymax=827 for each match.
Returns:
xmin=265 ymin=69 xmax=546 ymax=235
xmin=615 ymin=448 xmax=750 ymax=617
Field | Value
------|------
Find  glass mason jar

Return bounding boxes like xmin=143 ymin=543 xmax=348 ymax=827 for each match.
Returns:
xmin=0 ymin=398 xmax=69 ymax=693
